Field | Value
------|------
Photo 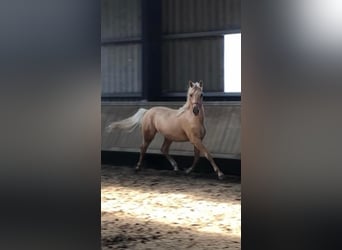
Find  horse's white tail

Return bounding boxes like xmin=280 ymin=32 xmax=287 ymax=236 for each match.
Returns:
xmin=106 ymin=108 xmax=148 ymax=133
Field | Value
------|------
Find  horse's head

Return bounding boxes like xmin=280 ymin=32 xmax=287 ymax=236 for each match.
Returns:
xmin=187 ymin=80 xmax=203 ymax=116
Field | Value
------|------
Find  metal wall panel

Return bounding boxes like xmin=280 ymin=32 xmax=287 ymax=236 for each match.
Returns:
xmin=101 ymin=44 xmax=142 ymax=95
xmin=162 ymin=38 xmax=224 ymax=92
xmin=102 ymin=0 xmax=142 ymax=96
xmin=162 ymin=0 xmax=241 ymax=34
xmin=102 ymin=0 xmax=142 ymax=40
xmin=101 ymin=0 xmax=240 ymax=97
xmin=161 ymin=0 xmax=240 ymax=94
xmin=102 ymin=101 xmax=241 ymax=159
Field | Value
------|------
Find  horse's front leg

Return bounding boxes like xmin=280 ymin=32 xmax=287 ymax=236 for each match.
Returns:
xmin=190 ymin=138 xmax=225 ymax=180
xmin=185 ymin=147 xmax=200 ymax=174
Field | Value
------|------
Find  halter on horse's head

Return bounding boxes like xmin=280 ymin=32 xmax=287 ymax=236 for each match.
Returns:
xmin=187 ymin=80 xmax=203 ymax=116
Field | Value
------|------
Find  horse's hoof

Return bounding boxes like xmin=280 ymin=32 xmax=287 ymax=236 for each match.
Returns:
xmin=218 ymin=174 xmax=225 ymax=180
xmin=135 ymin=167 xmax=141 ymax=173
xmin=105 ymin=125 xmax=112 ymax=133
xmin=184 ymin=168 xmax=192 ymax=175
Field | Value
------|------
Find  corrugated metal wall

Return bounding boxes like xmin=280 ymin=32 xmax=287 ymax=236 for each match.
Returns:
xmin=101 ymin=0 xmax=241 ymax=97
xmin=102 ymin=0 xmax=141 ymax=40
xmin=101 ymin=0 xmax=142 ymax=96
xmin=162 ymin=0 xmax=240 ymax=34
xmin=162 ymin=38 xmax=224 ymax=93
xmin=101 ymin=44 xmax=142 ymax=95
xmin=161 ymin=0 xmax=241 ymax=93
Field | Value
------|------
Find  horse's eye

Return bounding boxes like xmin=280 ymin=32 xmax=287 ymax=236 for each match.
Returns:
xmin=200 ymin=93 xmax=203 ymax=97
xmin=190 ymin=94 xmax=193 ymax=97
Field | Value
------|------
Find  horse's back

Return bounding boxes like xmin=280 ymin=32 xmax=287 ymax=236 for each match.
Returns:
xmin=145 ymin=106 xmax=179 ymax=119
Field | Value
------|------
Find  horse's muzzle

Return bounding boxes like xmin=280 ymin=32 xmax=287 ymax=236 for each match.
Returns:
xmin=193 ymin=106 xmax=199 ymax=115
xmin=192 ymin=103 xmax=201 ymax=116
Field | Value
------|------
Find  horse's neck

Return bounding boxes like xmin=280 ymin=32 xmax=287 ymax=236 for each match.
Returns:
xmin=183 ymin=100 xmax=191 ymax=110
xmin=184 ymin=100 xmax=205 ymax=123
xmin=198 ymin=107 xmax=205 ymax=123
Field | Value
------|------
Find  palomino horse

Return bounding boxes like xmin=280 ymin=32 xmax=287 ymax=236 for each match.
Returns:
xmin=107 ymin=81 xmax=224 ymax=180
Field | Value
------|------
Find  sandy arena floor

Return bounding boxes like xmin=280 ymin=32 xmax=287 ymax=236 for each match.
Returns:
xmin=101 ymin=165 xmax=241 ymax=250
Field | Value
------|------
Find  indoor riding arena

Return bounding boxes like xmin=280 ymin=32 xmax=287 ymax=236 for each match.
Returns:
xmin=101 ymin=0 xmax=241 ymax=249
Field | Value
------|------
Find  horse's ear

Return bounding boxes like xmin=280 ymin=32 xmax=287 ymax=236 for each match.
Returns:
xmin=199 ymin=80 xmax=203 ymax=88
xmin=188 ymin=80 xmax=194 ymax=88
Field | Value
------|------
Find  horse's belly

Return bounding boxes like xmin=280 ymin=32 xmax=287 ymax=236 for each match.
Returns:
xmin=157 ymin=125 xmax=188 ymax=142
xmin=152 ymin=111 xmax=189 ymax=141
xmin=166 ymin=133 xmax=188 ymax=142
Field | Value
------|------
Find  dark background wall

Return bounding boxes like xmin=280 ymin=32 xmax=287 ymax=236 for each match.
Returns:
xmin=101 ymin=0 xmax=241 ymax=99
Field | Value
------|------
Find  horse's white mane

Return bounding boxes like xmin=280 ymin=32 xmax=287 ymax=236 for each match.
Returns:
xmin=176 ymin=104 xmax=188 ymax=116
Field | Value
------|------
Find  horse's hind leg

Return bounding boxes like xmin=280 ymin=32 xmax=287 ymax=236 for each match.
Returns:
xmin=136 ymin=139 xmax=152 ymax=171
xmin=185 ymin=147 xmax=200 ymax=174
xmin=136 ymin=130 xmax=156 ymax=171
xmin=160 ymin=138 xmax=178 ymax=171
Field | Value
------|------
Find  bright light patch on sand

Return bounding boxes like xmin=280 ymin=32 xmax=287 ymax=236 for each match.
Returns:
xmin=102 ymin=185 xmax=241 ymax=237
